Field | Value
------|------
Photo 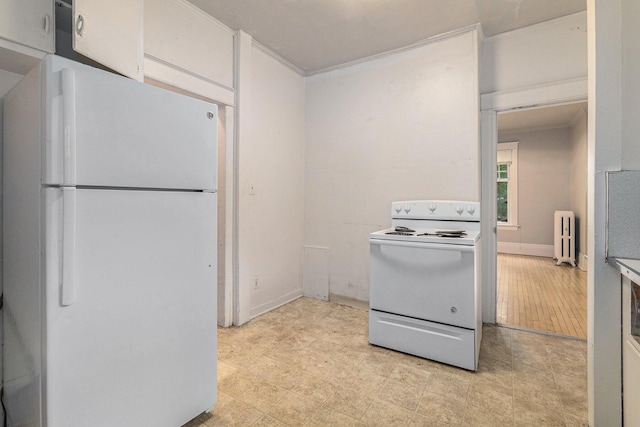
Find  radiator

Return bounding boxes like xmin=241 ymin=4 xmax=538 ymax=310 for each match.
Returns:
xmin=554 ymin=210 xmax=576 ymax=267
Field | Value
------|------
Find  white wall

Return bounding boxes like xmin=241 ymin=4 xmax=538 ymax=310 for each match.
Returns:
xmin=0 ymin=69 xmax=22 ymax=97
xmin=481 ymin=12 xmax=587 ymax=95
xmin=497 ymin=127 xmax=572 ymax=256
xmin=304 ymin=29 xmax=480 ymax=302
xmin=587 ymin=0 xmax=640 ymax=423
xmin=239 ymin=44 xmax=305 ymax=318
xmin=0 ymin=71 xmax=21 ymax=420
xmin=570 ymin=111 xmax=588 ymax=270
xmin=622 ymin=2 xmax=640 ymax=169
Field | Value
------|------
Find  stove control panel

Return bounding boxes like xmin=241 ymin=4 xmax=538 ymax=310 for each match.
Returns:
xmin=391 ymin=200 xmax=480 ymax=221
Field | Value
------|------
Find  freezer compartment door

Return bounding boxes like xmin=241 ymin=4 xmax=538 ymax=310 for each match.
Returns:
xmin=44 ymin=188 xmax=217 ymax=427
xmin=43 ymin=55 xmax=217 ymax=190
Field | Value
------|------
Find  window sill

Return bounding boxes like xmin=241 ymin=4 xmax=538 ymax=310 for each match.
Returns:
xmin=498 ymin=224 xmax=520 ymax=231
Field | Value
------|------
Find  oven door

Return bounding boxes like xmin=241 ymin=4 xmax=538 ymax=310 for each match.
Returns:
xmin=370 ymin=238 xmax=476 ymax=329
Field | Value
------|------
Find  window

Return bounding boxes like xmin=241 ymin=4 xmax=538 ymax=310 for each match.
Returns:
xmin=497 ymin=142 xmax=519 ymax=229
xmin=497 ymin=164 xmax=509 ymax=222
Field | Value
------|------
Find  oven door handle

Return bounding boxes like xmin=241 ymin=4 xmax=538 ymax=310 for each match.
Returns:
xmin=370 ymin=239 xmax=475 ymax=252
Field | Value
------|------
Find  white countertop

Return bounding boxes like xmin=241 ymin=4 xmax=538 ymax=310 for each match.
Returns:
xmin=613 ymin=258 xmax=640 ymax=284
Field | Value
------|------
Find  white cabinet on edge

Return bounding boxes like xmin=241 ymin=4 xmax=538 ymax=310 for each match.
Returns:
xmin=144 ymin=0 xmax=235 ymax=105
xmin=0 ymin=0 xmax=55 ymax=61
xmin=73 ymin=0 xmax=144 ymax=81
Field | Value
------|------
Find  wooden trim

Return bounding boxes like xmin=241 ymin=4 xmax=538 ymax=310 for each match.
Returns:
xmin=481 ymin=77 xmax=588 ymax=111
xmin=497 ymin=242 xmax=554 ymax=257
xmin=143 ymin=54 xmax=235 ymax=106
xmin=480 ymin=110 xmax=498 ymax=323
xmin=233 ymin=30 xmax=252 ymax=326
xmin=222 ymin=105 xmax=235 ymax=327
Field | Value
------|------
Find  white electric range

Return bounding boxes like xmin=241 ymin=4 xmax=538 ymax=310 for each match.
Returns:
xmin=368 ymin=200 xmax=482 ymax=371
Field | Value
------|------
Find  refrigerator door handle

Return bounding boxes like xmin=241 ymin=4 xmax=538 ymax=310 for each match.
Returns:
xmin=62 ymin=187 xmax=77 ymax=305
xmin=61 ymin=68 xmax=77 ymax=185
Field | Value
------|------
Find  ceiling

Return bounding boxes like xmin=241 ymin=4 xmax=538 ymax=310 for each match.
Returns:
xmin=498 ymin=101 xmax=587 ymax=133
xmin=189 ymin=0 xmax=586 ymax=74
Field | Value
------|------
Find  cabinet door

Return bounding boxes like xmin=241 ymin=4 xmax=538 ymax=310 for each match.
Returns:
xmin=73 ymin=0 xmax=143 ymax=81
xmin=0 ymin=0 xmax=54 ymax=53
xmin=145 ymin=0 xmax=234 ymax=88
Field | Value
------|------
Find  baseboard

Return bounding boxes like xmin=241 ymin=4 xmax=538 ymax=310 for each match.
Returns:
xmin=249 ymin=289 xmax=303 ymax=319
xmin=497 ymin=242 xmax=554 ymax=258
xmin=329 ymin=293 xmax=370 ymax=311
xmin=578 ymin=253 xmax=588 ymax=271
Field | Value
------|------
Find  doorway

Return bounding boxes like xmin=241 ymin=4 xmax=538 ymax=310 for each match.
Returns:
xmin=143 ymin=78 xmax=236 ymax=327
xmin=479 ymin=79 xmax=589 ymax=333
xmin=494 ymin=102 xmax=588 ymax=338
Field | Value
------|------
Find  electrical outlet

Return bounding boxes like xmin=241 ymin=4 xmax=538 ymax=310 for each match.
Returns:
xmin=253 ymin=276 xmax=259 ymax=289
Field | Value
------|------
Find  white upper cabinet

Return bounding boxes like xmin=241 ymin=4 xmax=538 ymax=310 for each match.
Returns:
xmin=73 ymin=0 xmax=143 ymax=81
xmin=0 ymin=0 xmax=54 ymax=54
xmin=144 ymin=0 xmax=234 ymax=101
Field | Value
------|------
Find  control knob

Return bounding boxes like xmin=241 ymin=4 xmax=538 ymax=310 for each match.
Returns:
xmin=428 ymin=203 xmax=436 ymax=213
xmin=404 ymin=204 xmax=411 ymax=214
xmin=467 ymin=205 xmax=475 ymax=215
xmin=455 ymin=205 xmax=464 ymax=215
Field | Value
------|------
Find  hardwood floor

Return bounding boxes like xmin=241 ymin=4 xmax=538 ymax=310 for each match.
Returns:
xmin=497 ymin=253 xmax=587 ymax=339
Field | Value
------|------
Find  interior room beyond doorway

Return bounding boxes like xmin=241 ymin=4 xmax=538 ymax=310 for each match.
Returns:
xmin=497 ymin=253 xmax=587 ymax=338
xmin=495 ymin=102 xmax=588 ymax=339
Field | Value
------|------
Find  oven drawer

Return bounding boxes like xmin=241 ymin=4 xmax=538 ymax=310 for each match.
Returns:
xmin=369 ymin=310 xmax=477 ymax=371
xmin=369 ymin=239 xmax=476 ymax=329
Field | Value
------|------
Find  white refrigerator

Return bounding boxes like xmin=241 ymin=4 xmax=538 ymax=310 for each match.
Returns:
xmin=3 ymin=55 xmax=218 ymax=426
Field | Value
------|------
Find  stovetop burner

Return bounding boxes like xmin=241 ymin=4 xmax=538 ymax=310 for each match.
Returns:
xmin=385 ymin=226 xmax=417 ymax=236
xmin=419 ymin=230 xmax=467 ymax=238
xmin=384 ymin=229 xmax=468 ymax=238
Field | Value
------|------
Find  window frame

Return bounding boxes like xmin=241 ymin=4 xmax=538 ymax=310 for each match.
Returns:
xmin=497 ymin=141 xmax=519 ymax=230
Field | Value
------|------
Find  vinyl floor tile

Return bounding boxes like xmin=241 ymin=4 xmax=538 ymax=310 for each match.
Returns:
xmin=323 ymin=385 xmax=376 ymax=419
xmin=265 ymin=390 xmax=323 ymax=426
xmin=306 ymin=404 xmax=360 ymax=427
xmin=378 ymin=378 xmax=425 ymax=411
xmin=182 ymin=297 xmax=589 ymax=427
xmin=358 ymin=399 xmax=415 ymax=427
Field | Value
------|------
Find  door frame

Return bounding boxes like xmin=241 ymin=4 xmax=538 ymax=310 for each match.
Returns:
xmin=143 ymin=77 xmax=236 ymax=327
xmin=480 ymin=77 xmax=588 ymax=323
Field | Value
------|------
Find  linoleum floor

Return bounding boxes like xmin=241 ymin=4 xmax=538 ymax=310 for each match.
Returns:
xmin=184 ymin=297 xmax=588 ymax=427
